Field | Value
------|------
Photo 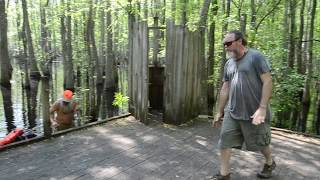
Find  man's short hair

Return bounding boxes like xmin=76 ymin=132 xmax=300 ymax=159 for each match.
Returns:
xmin=228 ymin=30 xmax=247 ymax=46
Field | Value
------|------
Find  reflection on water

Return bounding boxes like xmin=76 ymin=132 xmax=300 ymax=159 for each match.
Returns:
xmin=0 ymin=63 xmax=128 ymax=139
xmin=0 ymin=64 xmax=43 ymax=138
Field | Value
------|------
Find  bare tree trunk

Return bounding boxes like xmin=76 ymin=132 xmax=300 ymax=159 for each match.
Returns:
xmin=85 ymin=0 xmax=101 ymax=121
xmin=66 ymin=1 xmax=74 ymax=91
xmin=287 ymin=0 xmax=298 ymax=127
xmin=22 ymin=0 xmax=41 ymax=129
xmin=102 ymin=0 xmax=118 ymax=118
xmin=297 ymin=0 xmax=306 ymax=74
xmin=181 ymin=0 xmax=187 ymax=26
xmin=207 ymin=0 xmax=218 ymax=115
xmin=171 ymin=0 xmax=176 ymax=22
xmin=144 ymin=0 xmax=148 ymax=19
xmin=288 ymin=0 xmax=296 ymax=69
xmin=91 ymin=6 xmax=102 ymax=120
xmin=40 ymin=0 xmax=52 ymax=137
xmin=300 ymin=0 xmax=316 ymax=132
xmin=291 ymin=0 xmax=306 ymax=130
xmin=73 ymin=19 xmax=81 ymax=89
xmin=99 ymin=1 xmax=106 ymax=119
xmin=217 ymin=0 xmax=230 ymax=95
xmin=128 ymin=0 xmax=135 ymax=113
xmin=250 ymin=0 xmax=256 ymax=30
xmin=60 ymin=0 xmax=74 ymax=91
xmin=240 ymin=13 xmax=247 ymax=35
xmin=199 ymin=0 xmax=211 ymax=29
xmin=282 ymin=0 xmax=289 ymax=65
xmin=0 ymin=0 xmax=15 ymax=133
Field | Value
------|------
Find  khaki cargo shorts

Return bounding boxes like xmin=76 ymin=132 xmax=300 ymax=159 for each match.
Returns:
xmin=218 ymin=111 xmax=271 ymax=151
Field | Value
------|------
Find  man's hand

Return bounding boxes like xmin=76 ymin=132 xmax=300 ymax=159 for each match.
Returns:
xmin=51 ymin=120 xmax=58 ymax=128
xmin=251 ymin=107 xmax=267 ymax=125
xmin=212 ymin=113 xmax=224 ymax=128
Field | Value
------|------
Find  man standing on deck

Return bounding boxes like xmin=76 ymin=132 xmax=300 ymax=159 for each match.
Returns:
xmin=211 ymin=30 xmax=275 ymax=180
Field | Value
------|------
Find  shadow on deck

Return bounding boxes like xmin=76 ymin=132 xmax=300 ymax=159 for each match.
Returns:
xmin=0 ymin=116 xmax=319 ymax=180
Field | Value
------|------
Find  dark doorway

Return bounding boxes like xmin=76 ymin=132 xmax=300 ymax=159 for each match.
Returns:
xmin=149 ymin=66 xmax=164 ymax=110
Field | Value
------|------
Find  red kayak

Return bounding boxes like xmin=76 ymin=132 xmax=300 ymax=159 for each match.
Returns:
xmin=0 ymin=128 xmax=24 ymax=146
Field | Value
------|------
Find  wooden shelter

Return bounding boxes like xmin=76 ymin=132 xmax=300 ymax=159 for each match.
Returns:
xmin=128 ymin=21 xmax=207 ymax=125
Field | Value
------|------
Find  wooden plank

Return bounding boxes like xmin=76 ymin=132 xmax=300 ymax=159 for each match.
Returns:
xmin=163 ymin=23 xmax=207 ymax=124
xmin=184 ymin=30 xmax=193 ymax=120
xmin=174 ymin=26 xmax=184 ymax=123
xmin=141 ymin=22 xmax=149 ymax=123
xmin=163 ymin=21 xmax=175 ymax=123
xmin=0 ymin=118 xmax=154 ymax=177
xmin=1 ymin=117 xmax=320 ymax=180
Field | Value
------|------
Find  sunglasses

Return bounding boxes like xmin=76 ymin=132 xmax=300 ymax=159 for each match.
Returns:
xmin=223 ymin=38 xmax=240 ymax=47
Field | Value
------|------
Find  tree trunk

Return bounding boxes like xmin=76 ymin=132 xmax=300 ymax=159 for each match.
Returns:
xmin=0 ymin=0 xmax=15 ymax=133
xmin=91 ymin=6 xmax=102 ymax=120
xmin=240 ymin=13 xmax=247 ymax=35
xmin=217 ymin=0 xmax=230 ymax=96
xmin=198 ymin=0 xmax=212 ymax=29
xmin=98 ymin=1 xmax=106 ymax=119
xmin=288 ymin=0 xmax=296 ymax=69
xmin=144 ymin=0 xmax=148 ymax=19
xmin=66 ymin=1 xmax=74 ymax=91
xmin=207 ymin=0 xmax=218 ymax=115
xmin=102 ymin=0 xmax=118 ymax=119
xmin=297 ymin=0 xmax=306 ymax=74
xmin=60 ymin=0 xmax=74 ymax=91
xmin=291 ymin=0 xmax=306 ymax=131
xmin=73 ymin=19 xmax=82 ymax=89
xmin=250 ymin=0 xmax=256 ymax=30
xmin=22 ymin=0 xmax=41 ymax=129
xmin=85 ymin=0 xmax=100 ymax=121
xmin=181 ymin=0 xmax=187 ymax=26
xmin=300 ymin=0 xmax=316 ymax=132
xmin=40 ymin=0 xmax=52 ymax=137
xmin=282 ymin=0 xmax=289 ymax=65
xmin=128 ymin=0 xmax=135 ymax=113
xmin=171 ymin=0 xmax=176 ymax=22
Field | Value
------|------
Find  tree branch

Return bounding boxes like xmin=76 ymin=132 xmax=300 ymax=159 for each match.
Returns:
xmin=255 ymin=0 xmax=282 ymax=32
xmin=232 ymin=0 xmax=239 ymax=8
xmin=301 ymin=39 xmax=320 ymax=42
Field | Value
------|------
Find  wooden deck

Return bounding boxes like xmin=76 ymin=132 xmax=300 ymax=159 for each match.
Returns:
xmin=0 ymin=116 xmax=319 ymax=180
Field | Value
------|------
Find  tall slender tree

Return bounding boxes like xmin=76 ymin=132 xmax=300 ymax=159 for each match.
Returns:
xmin=0 ymin=0 xmax=15 ymax=133
xmin=300 ymin=0 xmax=317 ymax=132
xmin=60 ymin=0 xmax=74 ymax=91
xmin=22 ymin=0 xmax=41 ymax=128
xmin=102 ymin=0 xmax=118 ymax=118
xmin=40 ymin=0 xmax=52 ymax=136
xmin=207 ymin=0 xmax=218 ymax=115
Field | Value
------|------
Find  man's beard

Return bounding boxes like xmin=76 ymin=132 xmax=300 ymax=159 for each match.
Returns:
xmin=226 ymin=49 xmax=240 ymax=59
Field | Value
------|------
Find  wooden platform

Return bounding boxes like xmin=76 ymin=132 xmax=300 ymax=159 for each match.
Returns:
xmin=0 ymin=116 xmax=319 ymax=180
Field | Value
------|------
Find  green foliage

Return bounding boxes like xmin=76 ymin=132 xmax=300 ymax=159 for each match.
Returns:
xmin=271 ymin=68 xmax=305 ymax=113
xmin=112 ymin=92 xmax=129 ymax=111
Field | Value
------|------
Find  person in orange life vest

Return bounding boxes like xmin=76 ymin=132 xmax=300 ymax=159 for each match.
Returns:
xmin=50 ymin=90 xmax=78 ymax=131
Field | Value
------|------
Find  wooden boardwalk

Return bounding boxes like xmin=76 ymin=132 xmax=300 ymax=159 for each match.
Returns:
xmin=0 ymin=116 xmax=319 ymax=180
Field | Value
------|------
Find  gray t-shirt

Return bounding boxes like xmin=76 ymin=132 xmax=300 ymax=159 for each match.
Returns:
xmin=223 ymin=48 xmax=272 ymax=121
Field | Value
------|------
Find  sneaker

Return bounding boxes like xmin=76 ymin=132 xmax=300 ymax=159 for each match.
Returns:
xmin=207 ymin=173 xmax=231 ymax=180
xmin=257 ymin=160 xmax=276 ymax=178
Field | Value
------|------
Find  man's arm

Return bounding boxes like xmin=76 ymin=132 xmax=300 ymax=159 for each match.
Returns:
xmin=212 ymin=81 xmax=229 ymax=127
xmin=251 ymin=72 xmax=272 ymax=125
xmin=49 ymin=102 xmax=58 ymax=127
xmin=259 ymin=72 xmax=272 ymax=108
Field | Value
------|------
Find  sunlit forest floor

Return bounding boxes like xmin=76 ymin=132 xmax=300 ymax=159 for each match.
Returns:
xmin=0 ymin=115 xmax=319 ymax=180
